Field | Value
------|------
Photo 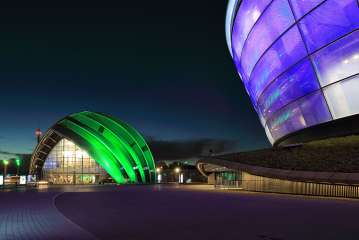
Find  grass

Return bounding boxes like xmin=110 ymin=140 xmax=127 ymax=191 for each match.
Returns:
xmin=219 ymin=135 xmax=359 ymax=173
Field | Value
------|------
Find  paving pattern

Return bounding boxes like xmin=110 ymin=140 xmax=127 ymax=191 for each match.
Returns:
xmin=2 ymin=185 xmax=359 ymax=240
xmin=55 ymin=185 xmax=359 ymax=240
xmin=0 ymin=191 xmax=96 ymax=240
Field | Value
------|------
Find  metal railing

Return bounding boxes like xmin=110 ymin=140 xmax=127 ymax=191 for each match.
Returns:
xmin=215 ymin=171 xmax=359 ymax=199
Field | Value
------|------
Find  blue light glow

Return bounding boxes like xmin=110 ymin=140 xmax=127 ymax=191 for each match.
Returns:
xmin=228 ymin=0 xmax=359 ymax=143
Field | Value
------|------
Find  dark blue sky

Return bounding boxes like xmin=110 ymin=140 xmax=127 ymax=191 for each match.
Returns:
xmin=0 ymin=1 xmax=269 ymax=154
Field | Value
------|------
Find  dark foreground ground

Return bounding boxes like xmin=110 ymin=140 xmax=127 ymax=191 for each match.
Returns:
xmin=1 ymin=184 xmax=359 ymax=240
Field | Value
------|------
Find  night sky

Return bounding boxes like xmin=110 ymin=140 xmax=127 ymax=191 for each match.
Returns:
xmin=0 ymin=1 xmax=269 ymax=156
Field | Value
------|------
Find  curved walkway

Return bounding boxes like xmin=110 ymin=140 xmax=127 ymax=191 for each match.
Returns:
xmin=2 ymin=185 xmax=359 ymax=240
xmin=0 ymin=191 xmax=96 ymax=240
xmin=55 ymin=185 xmax=359 ymax=240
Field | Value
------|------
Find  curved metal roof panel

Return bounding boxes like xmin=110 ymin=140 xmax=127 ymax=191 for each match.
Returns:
xmin=30 ymin=111 xmax=156 ymax=184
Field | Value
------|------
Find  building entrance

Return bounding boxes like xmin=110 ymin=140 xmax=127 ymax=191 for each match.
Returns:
xmin=42 ymin=139 xmax=107 ymax=184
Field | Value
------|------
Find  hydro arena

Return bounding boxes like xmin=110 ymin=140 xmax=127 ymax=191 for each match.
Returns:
xmin=226 ymin=0 xmax=359 ymax=145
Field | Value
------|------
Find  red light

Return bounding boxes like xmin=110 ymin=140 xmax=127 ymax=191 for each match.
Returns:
xmin=35 ymin=128 xmax=42 ymax=137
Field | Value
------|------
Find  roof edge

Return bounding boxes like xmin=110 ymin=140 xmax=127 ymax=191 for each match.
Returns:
xmin=197 ymin=157 xmax=359 ymax=185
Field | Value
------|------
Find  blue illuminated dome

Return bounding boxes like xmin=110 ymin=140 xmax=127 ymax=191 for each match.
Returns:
xmin=226 ymin=0 xmax=359 ymax=145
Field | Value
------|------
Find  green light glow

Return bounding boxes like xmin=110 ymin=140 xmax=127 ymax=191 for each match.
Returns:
xmin=15 ymin=159 xmax=21 ymax=167
xmin=272 ymin=110 xmax=291 ymax=128
xmin=85 ymin=112 xmax=149 ymax=181
xmin=51 ymin=111 xmax=155 ymax=184
xmin=59 ymin=120 xmax=126 ymax=183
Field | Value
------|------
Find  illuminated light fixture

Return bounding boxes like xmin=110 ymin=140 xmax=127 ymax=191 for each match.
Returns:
xmin=252 ymin=9 xmax=260 ymax=21
xmin=3 ymin=160 xmax=9 ymax=166
xmin=19 ymin=176 xmax=26 ymax=185
xmin=157 ymin=174 xmax=162 ymax=183
xmin=75 ymin=150 xmax=88 ymax=158
xmin=29 ymin=111 xmax=156 ymax=184
xmin=175 ymin=167 xmax=181 ymax=173
xmin=63 ymin=151 xmax=74 ymax=158
xmin=37 ymin=180 xmax=49 ymax=185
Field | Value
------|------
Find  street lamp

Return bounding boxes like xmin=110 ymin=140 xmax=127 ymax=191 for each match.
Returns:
xmin=3 ymin=160 xmax=9 ymax=179
xmin=156 ymin=167 xmax=162 ymax=183
xmin=16 ymin=158 xmax=21 ymax=176
xmin=174 ymin=167 xmax=181 ymax=183
xmin=35 ymin=128 xmax=42 ymax=144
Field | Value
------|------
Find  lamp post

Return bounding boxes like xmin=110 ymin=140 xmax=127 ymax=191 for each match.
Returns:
xmin=156 ymin=167 xmax=162 ymax=183
xmin=3 ymin=160 xmax=9 ymax=179
xmin=16 ymin=158 xmax=21 ymax=176
xmin=35 ymin=128 xmax=42 ymax=144
xmin=175 ymin=167 xmax=181 ymax=183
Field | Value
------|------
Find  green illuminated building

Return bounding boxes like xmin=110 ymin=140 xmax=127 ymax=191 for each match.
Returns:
xmin=29 ymin=111 xmax=155 ymax=184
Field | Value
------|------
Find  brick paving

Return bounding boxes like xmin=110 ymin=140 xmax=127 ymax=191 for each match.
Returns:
xmin=55 ymin=185 xmax=359 ymax=240
xmin=2 ymin=185 xmax=359 ymax=240
xmin=0 ymin=191 xmax=96 ymax=240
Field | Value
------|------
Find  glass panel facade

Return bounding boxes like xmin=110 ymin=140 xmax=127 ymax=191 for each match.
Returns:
xmin=228 ymin=0 xmax=359 ymax=143
xmin=240 ymin=0 xmax=295 ymax=81
xmin=231 ymin=0 xmax=272 ymax=69
xmin=267 ymin=91 xmax=332 ymax=140
xmin=258 ymin=59 xmax=320 ymax=120
xmin=324 ymin=75 xmax=359 ymax=120
xmin=289 ymin=0 xmax=325 ymax=19
xmin=312 ymin=30 xmax=359 ymax=86
xmin=43 ymin=138 xmax=108 ymax=184
xmin=249 ymin=26 xmax=307 ymax=100
xmin=298 ymin=0 xmax=359 ymax=53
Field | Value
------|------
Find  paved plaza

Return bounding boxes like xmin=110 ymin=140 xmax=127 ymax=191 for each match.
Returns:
xmin=1 ymin=184 xmax=359 ymax=240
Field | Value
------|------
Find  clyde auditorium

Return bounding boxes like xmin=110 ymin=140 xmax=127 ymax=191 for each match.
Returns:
xmin=226 ymin=0 xmax=359 ymax=145
xmin=29 ymin=111 xmax=156 ymax=184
